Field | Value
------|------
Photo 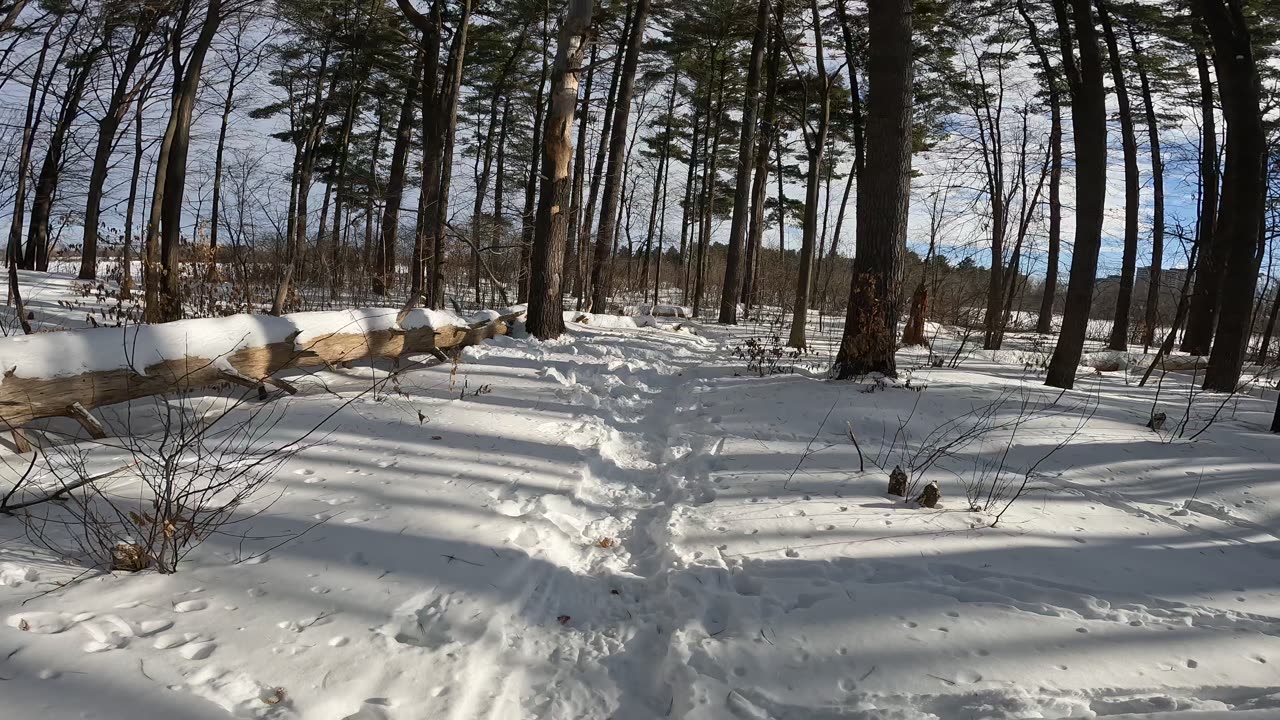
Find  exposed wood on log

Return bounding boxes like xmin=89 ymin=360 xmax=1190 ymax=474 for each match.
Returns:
xmin=68 ymin=402 xmax=107 ymax=439
xmin=10 ymin=429 xmax=30 ymax=454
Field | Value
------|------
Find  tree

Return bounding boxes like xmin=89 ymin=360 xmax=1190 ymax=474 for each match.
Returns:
xmin=717 ymin=0 xmax=770 ymax=324
xmin=831 ymin=0 xmax=913 ymax=378
xmin=1095 ymin=0 xmax=1140 ymax=352
xmin=786 ymin=0 xmax=836 ymax=350
xmin=1198 ymin=0 xmax=1268 ymax=392
xmin=1044 ymin=0 xmax=1108 ymax=390
xmin=79 ymin=4 xmax=166 ymax=280
xmin=589 ymin=0 xmax=652 ymax=312
xmin=1182 ymin=40 xmax=1222 ymax=354
xmin=526 ymin=0 xmax=594 ymax=339
xmin=1017 ymin=0 xmax=1063 ymax=336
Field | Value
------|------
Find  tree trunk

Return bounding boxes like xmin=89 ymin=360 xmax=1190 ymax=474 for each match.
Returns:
xmin=742 ymin=20 xmax=780 ymax=315
xmin=1198 ymin=0 xmax=1266 ymax=393
xmin=1044 ymin=0 xmax=1109 ymax=390
xmin=576 ymin=13 xmax=627 ymax=307
xmin=6 ymin=19 xmax=54 ymax=269
xmin=787 ymin=0 xmax=830 ymax=349
xmin=565 ymin=42 xmax=596 ymax=302
xmin=831 ymin=0 xmax=912 ymax=377
xmin=519 ymin=6 xmax=552 ymax=304
xmin=426 ymin=0 xmax=472 ymax=310
xmin=120 ymin=95 xmax=145 ymax=300
xmin=588 ymin=0 xmax=651 ymax=312
xmin=80 ymin=21 xmax=155 ymax=280
xmin=1129 ymin=25 xmax=1164 ymax=352
xmin=718 ymin=0 xmax=770 ymax=324
xmin=373 ymin=45 xmax=424 ymax=297
xmin=526 ymin=0 xmax=594 ymax=339
xmin=153 ymin=0 xmax=226 ymax=322
xmin=1096 ymin=0 xmax=1139 ymax=352
xmin=695 ymin=58 xmax=727 ymax=319
xmin=1182 ymin=46 xmax=1223 ymax=354
xmin=1018 ymin=0 xmax=1062 ymax=336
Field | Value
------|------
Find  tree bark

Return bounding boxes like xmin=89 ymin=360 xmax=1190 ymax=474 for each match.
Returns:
xmin=1045 ymin=0 xmax=1109 ymax=390
xmin=526 ymin=0 xmax=594 ymax=339
xmin=831 ymin=0 xmax=912 ymax=377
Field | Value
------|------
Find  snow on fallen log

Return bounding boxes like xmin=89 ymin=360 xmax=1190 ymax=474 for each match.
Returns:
xmin=0 ymin=305 xmax=526 ymax=428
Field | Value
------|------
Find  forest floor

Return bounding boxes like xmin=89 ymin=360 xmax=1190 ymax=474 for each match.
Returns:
xmin=1 ymin=284 xmax=1280 ymax=719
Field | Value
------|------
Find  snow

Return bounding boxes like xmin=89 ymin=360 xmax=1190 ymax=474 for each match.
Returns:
xmin=2 ymin=308 xmax=1279 ymax=719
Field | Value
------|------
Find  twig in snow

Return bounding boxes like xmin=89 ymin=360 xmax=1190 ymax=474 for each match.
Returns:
xmin=441 ymin=554 xmax=485 ymax=567
xmin=783 ymin=396 xmax=840 ymax=491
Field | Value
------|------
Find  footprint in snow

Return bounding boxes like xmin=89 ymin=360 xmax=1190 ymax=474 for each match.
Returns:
xmin=180 ymin=641 xmax=216 ymax=660
xmin=153 ymin=633 xmax=191 ymax=650
xmin=173 ymin=599 xmax=208 ymax=613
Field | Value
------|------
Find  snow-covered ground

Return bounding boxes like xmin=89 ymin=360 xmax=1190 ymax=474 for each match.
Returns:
xmin=2 ymin=306 xmax=1279 ymax=720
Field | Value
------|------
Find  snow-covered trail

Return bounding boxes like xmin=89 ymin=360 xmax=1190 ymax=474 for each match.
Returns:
xmin=2 ymin=316 xmax=1280 ymax=720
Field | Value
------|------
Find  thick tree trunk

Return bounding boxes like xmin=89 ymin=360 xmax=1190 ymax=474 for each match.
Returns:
xmin=1045 ymin=0 xmax=1109 ymax=390
xmin=718 ymin=0 xmax=770 ymax=324
xmin=1096 ymin=0 xmax=1140 ymax=352
xmin=1199 ymin=0 xmax=1266 ymax=393
xmin=1182 ymin=47 xmax=1223 ymax=354
xmin=588 ymin=0 xmax=651 ymax=313
xmin=831 ymin=0 xmax=912 ymax=377
xmin=526 ymin=0 xmax=594 ymax=339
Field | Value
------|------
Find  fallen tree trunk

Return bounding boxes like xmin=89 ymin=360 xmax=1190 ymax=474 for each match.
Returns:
xmin=0 ymin=306 xmax=524 ymax=430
